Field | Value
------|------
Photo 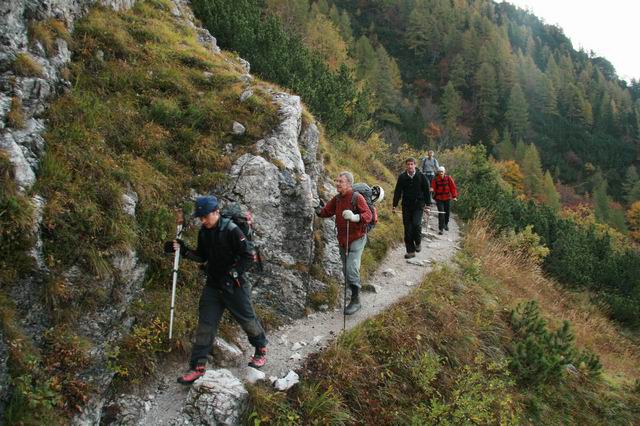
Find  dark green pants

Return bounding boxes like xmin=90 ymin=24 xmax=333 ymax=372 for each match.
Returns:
xmin=190 ymin=281 xmax=267 ymax=367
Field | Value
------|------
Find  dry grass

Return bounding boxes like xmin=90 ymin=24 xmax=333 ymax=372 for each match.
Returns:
xmin=464 ymin=215 xmax=640 ymax=384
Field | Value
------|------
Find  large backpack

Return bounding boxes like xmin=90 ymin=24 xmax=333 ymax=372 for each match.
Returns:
xmin=220 ymin=203 xmax=263 ymax=272
xmin=351 ymin=183 xmax=379 ymax=233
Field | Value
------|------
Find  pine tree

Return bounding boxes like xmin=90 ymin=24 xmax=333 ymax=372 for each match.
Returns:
xmin=505 ymin=83 xmax=529 ymax=140
xmin=449 ymin=54 xmax=467 ymax=90
xmin=540 ymin=75 xmax=558 ymax=116
xmin=623 ymin=165 xmax=640 ymax=205
xmin=474 ymin=62 xmax=498 ymax=131
xmin=593 ymin=174 xmax=610 ymax=223
xmin=441 ymin=81 xmax=462 ymax=131
xmin=374 ymin=45 xmax=402 ymax=108
xmin=305 ymin=13 xmax=349 ymax=71
xmin=353 ymin=36 xmax=377 ymax=82
xmin=521 ymin=143 xmax=544 ymax=198
xmin=541 ymin=170 xmax=561 ymax=211
xmin=494 ymin=128 xmax=514 ymax=160
xmin=514 ymin=138 xmax=527 ymax=165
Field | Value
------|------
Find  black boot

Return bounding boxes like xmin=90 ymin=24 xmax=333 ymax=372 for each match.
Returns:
xmin=344 ymin=286 xmax=361 ymax=315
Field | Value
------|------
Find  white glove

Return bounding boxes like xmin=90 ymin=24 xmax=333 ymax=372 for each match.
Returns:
xmin=342 ymin=210 xmax=360 ymax=222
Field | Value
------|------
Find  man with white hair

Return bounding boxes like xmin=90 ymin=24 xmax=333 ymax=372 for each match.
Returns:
xmin=317 ymin=171 xmax=372 ymax=315
xmin=431 ymin=166 xmax=458 ymax=235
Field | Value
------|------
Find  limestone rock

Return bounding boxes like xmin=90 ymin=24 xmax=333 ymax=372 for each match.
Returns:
xmin=273 ymin=370 xmax=299 ymax=391
xmin=239 ymin=89 xmax=253 ymax=102
xmin=184 ymin=369 xmax=249 ymax=426
xmin=383 ymin=268 xmax=397 ymax=277
xmin=211 ymin=337 xmax=243 ymax=368
xmin=232 ymin=121 xmax=246 ymax=135
xmin=245 ymin=367 xmax=266 ymax=384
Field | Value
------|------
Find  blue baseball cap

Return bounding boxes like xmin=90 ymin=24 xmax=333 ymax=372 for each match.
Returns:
xmin=193 ymin=195 xmax=218 ymax=217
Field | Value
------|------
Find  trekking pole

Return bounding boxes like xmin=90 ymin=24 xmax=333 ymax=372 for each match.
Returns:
xmin=343 ymin=220 xmax=349 ymax=332
xmin=169 ymin=209 xmax=185 ymax=339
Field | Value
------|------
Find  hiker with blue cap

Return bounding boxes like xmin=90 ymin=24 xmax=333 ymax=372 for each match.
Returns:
xmin=164 ymin=195 xmax=268 ymax=384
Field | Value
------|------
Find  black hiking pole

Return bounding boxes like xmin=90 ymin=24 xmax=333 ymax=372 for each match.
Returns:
xmin=169 ymin=209 xmax=184 ymax=339
xmin=343 ymin=220 xmax=350 ymax=331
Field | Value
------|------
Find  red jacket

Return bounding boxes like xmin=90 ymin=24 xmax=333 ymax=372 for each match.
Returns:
xmin=320 ymin=190 xmax=372 ymax=248
xmin=431 ymin=175 xmax=458 ymax=201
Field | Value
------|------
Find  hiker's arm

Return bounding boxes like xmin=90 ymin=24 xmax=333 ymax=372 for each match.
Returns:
xmin=230 ymin=227 xmax=253 ymax=275
xmin=449 ymin=177 xmax=458 ymax=199
xmin=356 ymin=194 xmax=372 ymax=224
xmin=392 ymin=176 xmax=402 ymax=208
xmin=182 ymin=232 xmax=206 ymax=263
xmin=423 ymin=175 xmax=432 ymax=205
xmin=319 ymin=196 xmax=336 ymax=218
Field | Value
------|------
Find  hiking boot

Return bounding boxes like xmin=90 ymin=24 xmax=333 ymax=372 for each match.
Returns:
xmin=404 ymin=252 xmax=416 ymax=259
xmin=438 ymin=230 xmax=443 ymax=235
xmin=344 ymin=286 xmax=361 ymax=315
xmin=415 ymin=243 xmax=422 ymax=252
xmin=177 ymin=364 xmax=205 ymax=385
xmin=248 ymin=347 xmax=267 ymax=369
xmin=444 ymin=224 xmax=449 ymax=231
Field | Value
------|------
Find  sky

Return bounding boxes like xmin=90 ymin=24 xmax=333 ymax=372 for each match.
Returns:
xmin=504 ymin=0 xmax=640 ymax=82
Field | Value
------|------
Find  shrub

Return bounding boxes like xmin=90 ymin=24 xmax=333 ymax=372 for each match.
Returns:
xmin=508 ymin=301 xmax=602 ymax=386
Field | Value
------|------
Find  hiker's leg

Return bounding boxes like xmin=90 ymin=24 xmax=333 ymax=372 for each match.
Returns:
xmin=443 ymin=200 xmax=451 ymax=226
xmin=436 ymin=201 xmax=446 ymax=231
xmin=190 ymin=285 xmax=225 ymax=368
xmin=411 ymin=208 xmax=423 ymax=246
xmin=225 ymin=279 xmax=267 ymax=349
xmin=344 ymin=236 xmax=366 ymax=289
xmin=402 ymin=208 xmax=415 ymax=253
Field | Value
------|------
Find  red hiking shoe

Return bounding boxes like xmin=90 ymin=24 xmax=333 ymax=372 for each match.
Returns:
xmin=248 ymin=347 xmax=267 ymax=369
xmin=177 ymin=364 xmax=205 ymax=385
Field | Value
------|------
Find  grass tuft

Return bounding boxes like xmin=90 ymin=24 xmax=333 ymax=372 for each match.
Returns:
xmin=12 ymin=53 xmax=44 ymax=77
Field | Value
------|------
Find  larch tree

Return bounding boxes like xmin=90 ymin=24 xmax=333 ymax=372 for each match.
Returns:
xmin=521 ymin=143 xmax=544 ymax=198
xmin=474 ymin=62 xmax=499 ymax=131
xmin=441 ymin=81 xmax=462 ymax=131
xmin=505 ymin=83 xmax=529 ymax=140
xmin=541 ymin=170 xmax=561 ymax=211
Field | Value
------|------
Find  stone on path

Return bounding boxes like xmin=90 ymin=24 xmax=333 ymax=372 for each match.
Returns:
xmin=245 ymin=367 xmax=266 ymax=384
xmin=383 ymin=268 xmax=396 ymax=277
xmin=361 ymin=283 xmax=379 ymax=293
xmin=212 ymin=337 xmax=244 ymax=368
xmin=291 ymin=342 xmax=303 ymax=351
xmin=273 ymin=370 xmax=299 ymax=391
xmin=407 ymin=258 xmax=427 ymax=267
xmin=184 ymin=369 xmax=248 ymax=426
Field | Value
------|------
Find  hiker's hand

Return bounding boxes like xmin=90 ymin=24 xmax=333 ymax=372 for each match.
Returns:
xmin=453 ymin=198 xmax=457 ymax=201
xmin=173 ymin=239 xmax=186 ymax=254
xmin=163 ymin=241 xmax=175 ymax=254
xmin=228 ymin=268 xmax=241 ymax=287
xmin=315 ymin=205 xmax=322 ymax=216
xmin=342 ymin=210 xmax=360 ymax=222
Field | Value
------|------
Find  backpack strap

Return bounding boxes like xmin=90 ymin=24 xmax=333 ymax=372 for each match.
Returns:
xmin=351 ymin=191 xmax=360 ymax=213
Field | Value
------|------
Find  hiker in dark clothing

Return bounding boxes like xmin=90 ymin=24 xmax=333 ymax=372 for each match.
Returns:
xmin=431 ymin=166 xmax=458 ymax=235
xmin=317 ymin=171 xmax=372 ymax=315
xmin=165 ymin=195 xmax=268 ymax=385
xmin=420 ymin=150 xmax=439 ymax=190
xmin=392 ymin=158 xmax=432 ymax=259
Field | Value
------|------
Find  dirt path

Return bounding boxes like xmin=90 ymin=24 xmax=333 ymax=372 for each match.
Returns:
xmin=136 ymin=213 xmax=461 ymax=424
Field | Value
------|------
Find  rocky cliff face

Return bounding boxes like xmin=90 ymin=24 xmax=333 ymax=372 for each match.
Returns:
xmin=0 ymin=0 xmax=340 ymax=422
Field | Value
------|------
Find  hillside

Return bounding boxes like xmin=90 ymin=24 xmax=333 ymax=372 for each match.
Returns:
xmin=1 ymin=0 xmax=640 ymax=424
xmin=194 ymin=0 xmax=640 ymax=233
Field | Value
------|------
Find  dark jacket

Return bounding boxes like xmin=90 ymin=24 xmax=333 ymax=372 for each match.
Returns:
xmin=183 ymin=218 xmax=253 ymax=287
xmin=392 ymin=171 xmax=431 ymax=210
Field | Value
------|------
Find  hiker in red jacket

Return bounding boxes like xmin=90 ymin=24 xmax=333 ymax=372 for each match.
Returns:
xmin=431 ymin=166 xmax=458 ymax=235
xmin=317 ymin=171 xmax=372 ymax=315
